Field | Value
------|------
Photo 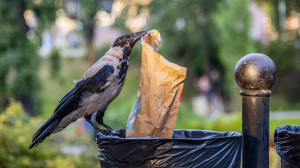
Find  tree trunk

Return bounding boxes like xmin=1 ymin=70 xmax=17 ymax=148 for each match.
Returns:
xmin=17 ymin=0 xmax=35 ymax=115
xmin=86 ymin=13 xmax=96 ymax=65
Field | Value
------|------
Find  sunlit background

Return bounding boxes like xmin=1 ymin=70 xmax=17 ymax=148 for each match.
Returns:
xmin=0 ymin=0 xmax=300 ymax=167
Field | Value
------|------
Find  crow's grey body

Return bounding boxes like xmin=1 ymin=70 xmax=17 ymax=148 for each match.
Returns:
xmin=54 ymin=47 xmax=127 ymax=132
xmin=30 ymin=31 xmax=147 ymax=149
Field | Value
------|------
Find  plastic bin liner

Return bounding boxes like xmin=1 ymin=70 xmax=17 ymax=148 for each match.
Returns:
xmin=96 ymin=129 xmax=242 ymax=168
xmin=274 ymin=125 xmax=300 ymax=168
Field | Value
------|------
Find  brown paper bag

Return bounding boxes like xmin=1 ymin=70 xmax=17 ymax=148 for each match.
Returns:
xmin=126 ymin=30 xmax=186 ymax=138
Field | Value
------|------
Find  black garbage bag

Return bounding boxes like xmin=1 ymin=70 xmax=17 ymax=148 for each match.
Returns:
xmin=274 ymin=125 xmax=300 ymax=168
xmin=96 ymin=129 xmax=242 ymax=168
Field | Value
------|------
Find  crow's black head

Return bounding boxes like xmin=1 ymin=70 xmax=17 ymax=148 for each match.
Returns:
xmin=113 ymin=30 xmax=148 ymax=48
xmin=112 ymin=30 xmax=148 ymax=59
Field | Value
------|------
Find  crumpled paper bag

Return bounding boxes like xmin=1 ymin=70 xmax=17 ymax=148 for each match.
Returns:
xmin=126 ymin=29 xmax=187 ymax=138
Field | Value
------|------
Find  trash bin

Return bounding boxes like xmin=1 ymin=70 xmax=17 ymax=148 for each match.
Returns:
xmin=274 ymin=125 xmax=300 ymax=168
xmin=96 ymin=129 xmax=242 ymax=168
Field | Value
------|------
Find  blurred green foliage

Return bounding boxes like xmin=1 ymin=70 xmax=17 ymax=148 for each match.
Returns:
xmin=213 ymin=0 xmax=256 ymax=96
xmin=39 ymin=58 xmax=89 ymax=118
xmin=0 ymin=99 xmax=99 ymax=168
xmin=49 ymin=49 xmax=61 ymax=78
xmin=79 ymin=0 xmax=99 ymax=40
xmin=255 ymin=0 xmax=300 ymax=108
xmin=257 ymin=40 xmax=300 ymax=105
xmin=176 ymin=103 xmax=300 ymax=135
xmin=258 ymin=40 xmax=299 ymax=72
xmin=114 ymin=0 xmax=255 ymax=100
xmin=148 ymin=0 xmax=221 ymax=73
xmin=1 ymin=0 xmax=299 ymax=167
xmin=114 ymin=0 xmax=300 ymax=109
xmin=0 ymin=0 xmax=57 ymax=114
xmin=257 ymin=0 xmax=300 ymax=34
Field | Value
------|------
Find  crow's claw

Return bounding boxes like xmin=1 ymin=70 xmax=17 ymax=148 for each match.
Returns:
xmin=100 ymin=123 xmax=113 ymax=130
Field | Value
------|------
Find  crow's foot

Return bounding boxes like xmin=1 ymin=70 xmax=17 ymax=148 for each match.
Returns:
xmin=99 ymin=123 xmax=114 ymax=131
xmin=85 ymin=116 xmax=102 ymax=132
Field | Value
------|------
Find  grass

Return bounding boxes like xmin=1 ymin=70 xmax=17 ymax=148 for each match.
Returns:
xmin=270 ymin=119 xmax=300 ymax=133
xmin=177 ymin=110 xmax=300 ymax=135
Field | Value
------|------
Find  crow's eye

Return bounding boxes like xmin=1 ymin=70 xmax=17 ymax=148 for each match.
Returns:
xmin=125 ymin=34 xmax=130 ymax=38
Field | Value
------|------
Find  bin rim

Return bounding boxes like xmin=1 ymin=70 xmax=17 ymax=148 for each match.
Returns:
xmin=96 ymin=129 xmax=242 ymax=142
xmin=275 ymin=125 xmax=300 ymax=135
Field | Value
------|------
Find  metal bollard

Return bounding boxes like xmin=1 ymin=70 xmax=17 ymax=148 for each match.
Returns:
xmin=235 ymin=53 xmax=277 ymax=168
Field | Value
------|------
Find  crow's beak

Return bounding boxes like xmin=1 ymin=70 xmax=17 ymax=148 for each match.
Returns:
xmin=132 ymin=30 xmax=148 ymax=45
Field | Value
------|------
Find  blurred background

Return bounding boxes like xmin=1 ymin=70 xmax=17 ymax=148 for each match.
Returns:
xmin=0 ymin=0 xmax=299 ymax=167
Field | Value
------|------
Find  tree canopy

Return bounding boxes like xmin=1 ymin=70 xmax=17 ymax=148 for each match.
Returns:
xmin=0 ymin=0 xmax=57 ymax=114
xmin=114 ymin=0 xmax=255 ymax=97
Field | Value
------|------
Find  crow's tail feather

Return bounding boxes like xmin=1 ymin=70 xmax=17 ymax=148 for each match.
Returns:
xmin=32 ymin=115 xmax=56 ymax=138
xmin=29 ymin=118 xmax=60 ymax=149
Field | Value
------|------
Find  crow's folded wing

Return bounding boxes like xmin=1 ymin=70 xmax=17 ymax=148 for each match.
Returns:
xmin=30 ymin=65 xmax=115 ymax=148
xmin=54 ymin=64 xmax=115 ymax=117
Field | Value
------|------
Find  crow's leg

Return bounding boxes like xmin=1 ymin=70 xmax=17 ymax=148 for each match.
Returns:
xmin=96 ymin=108 xmax=113 ymax=130
xmin=85 ymin=114 xmax=101 ymax=132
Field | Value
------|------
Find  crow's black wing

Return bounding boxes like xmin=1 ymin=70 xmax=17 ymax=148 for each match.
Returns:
xmin=29 ymin=65 xmax=115 ymax=149
xmin=53 ymin=64 xmax=115 ymax=117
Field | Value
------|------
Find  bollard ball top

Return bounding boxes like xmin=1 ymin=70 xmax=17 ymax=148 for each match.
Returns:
xmin=235 ymin=53 xmax=277 ymax=90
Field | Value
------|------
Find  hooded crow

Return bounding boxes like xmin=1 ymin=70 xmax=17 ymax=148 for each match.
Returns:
xmin=29 ymin=30 xmax=148 ymax=149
